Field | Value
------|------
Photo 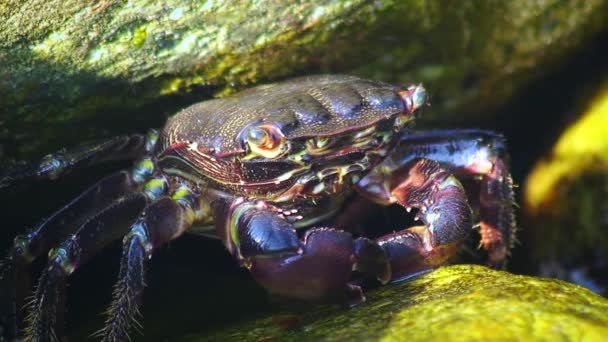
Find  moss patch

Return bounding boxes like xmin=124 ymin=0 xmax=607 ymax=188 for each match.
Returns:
xmin=183 ymin=265 xmax=608 ymax=341
xmin=2 ymin=1 xmax=608 ymax=157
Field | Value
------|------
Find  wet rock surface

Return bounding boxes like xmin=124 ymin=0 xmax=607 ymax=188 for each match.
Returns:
xmin=182 ymin=265 xmax=608 ymax=341
xmin=2 ymin=1 xmax=607 ymax=157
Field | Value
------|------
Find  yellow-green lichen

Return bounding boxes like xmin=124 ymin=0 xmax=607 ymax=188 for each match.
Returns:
xmin=525 ymin=86 xmax=608 ymax=214
xmin=2 ymin=0 xmax=608 ymax=158
xmin=132 ymin=25 xmax=148 ymax=49
xmin=524 ymin=85 xmax=608 ymax=258
xmin=184 ymin=265 xmax=608 ymax=341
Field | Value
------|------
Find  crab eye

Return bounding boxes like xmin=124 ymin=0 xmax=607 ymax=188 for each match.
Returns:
xmin=242 ymin=123 xmax=288 ymax=159
xmin=247 ymin=126 xmax=272 ymax=147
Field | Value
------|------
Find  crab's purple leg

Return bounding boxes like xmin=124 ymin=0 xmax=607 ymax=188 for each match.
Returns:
xmin=215 ymin=199 xmax=390 ymax=304
xmin=101 ymin=187 xmax=202 ymax=342
xmin=0 ymin=131 xmax=159 ymax=339
xmin=0 ymin=163 xmax=157 ymax=339
xmin=24 ymin=174 xmax=171 ymax=341
xmin=0 ymin=131 xmax=156 ymax=190
xmin=26 ymin=192 xmax=150 ymax=341
xmin=390 ymin=129 xmax=516 ymax=265
xmin=361 ymin=159 xmax=473 ymax=280
xmin=0 ymin=171 xmax=134 ymax=339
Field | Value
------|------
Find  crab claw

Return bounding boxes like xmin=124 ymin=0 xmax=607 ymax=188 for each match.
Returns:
xmin=223 ymin=201 xmax=394 ymax=304
xmin=248 ymin=228 xmax=363 ymax=303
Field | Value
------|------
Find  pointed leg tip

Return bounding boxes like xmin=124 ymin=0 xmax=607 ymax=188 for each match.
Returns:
xmin=346 ymin=284 xmax=366 ymax=307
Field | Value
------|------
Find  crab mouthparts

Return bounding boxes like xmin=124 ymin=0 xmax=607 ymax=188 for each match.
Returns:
xmin=317 ymin=146 xmax=365 ymax=161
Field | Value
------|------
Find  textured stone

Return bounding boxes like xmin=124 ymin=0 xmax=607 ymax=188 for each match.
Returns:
xmin=1 ymin=1 xmax=607 ymax=157
xmin=182 ymin=265 xmax=608 ymax=341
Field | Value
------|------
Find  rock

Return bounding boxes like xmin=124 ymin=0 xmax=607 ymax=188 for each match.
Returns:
xmin=523 ymin=85 xmax=608 ymax=293
xmin=1 ymin=1 xmax=607 ymax=157
xmin=181 ymin=265 xmax=608 ymax=341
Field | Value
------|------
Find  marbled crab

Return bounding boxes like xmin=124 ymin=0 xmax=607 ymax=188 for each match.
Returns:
xmin=0 ymin=75 xmax=515 ymax=341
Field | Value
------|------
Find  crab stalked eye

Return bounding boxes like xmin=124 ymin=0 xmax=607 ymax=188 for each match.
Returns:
xmin=396 ymin=84 xmax=427 ymax=127
xmin=242 ymin=123 xmax=289 ymax=159
xmin=247 ymin=126 xmax=272 ymax=147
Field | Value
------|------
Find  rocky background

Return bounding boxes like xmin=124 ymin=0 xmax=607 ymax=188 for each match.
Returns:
xmin=1 ymin=1 xmax=608 ymax=340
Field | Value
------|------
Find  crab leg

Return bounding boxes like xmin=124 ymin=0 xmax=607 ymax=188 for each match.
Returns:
xmin=390 ymin=129 xmax=516 ymax=265
xmin=0 ymin=131 xmax=155 ymax=190
xmin=25 ymin=192 xmax=151 ymax=341
xmin=1 ymin=131 xmax=158 ymax=337
xmin=101 ymin=192 xmax=198 ymax=342
xmin=0 ymin=160 xmax=155 ymax=337
xmin=217 ymin=200 xmax=390 ymax=304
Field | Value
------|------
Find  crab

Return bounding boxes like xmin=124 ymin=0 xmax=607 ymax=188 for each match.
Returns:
xmin=0 ymin=75 xmax=515 ymax=341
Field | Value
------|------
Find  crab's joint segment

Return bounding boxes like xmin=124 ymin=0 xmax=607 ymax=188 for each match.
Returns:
xmin=143 ymin=178 xmax=167 ymax=199
xmin=11 ymin=235 xmax=34 ymax=263
xmin=39 ymin=154 xmax=65 ymax=180
xmin=132 ymin=158 xmax=155 ymax=183
xmin=124 ymin=222 xmax=153 ymax=258
xmin=47 ymin=246 xmax=76 ymax=275
xmin=144 ymin=129 xmax=160 ymax=152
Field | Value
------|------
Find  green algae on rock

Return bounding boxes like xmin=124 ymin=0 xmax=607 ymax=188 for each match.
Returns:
xmin=1 ymin=1 xmax=608 ymax=157
xmin=525 ymin=86 xmax=608 ymax=258
xmin=182 ymin=265 xmax=608 ymax=341
xmin=523 ymin=85 xmax=608 ymax=293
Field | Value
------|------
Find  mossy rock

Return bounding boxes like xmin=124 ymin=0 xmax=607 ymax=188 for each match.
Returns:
xmin=1 ymin=1 xmax=608 ymax=157
xmin=181 ymin=265 xmax=608 ymax=341
xmin=524 ymin=86 xmax=608 ymax=260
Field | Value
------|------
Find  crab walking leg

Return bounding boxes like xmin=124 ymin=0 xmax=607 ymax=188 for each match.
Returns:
xmin=0 ymin=131 xmax=157 ymax=190
xmin=102 ymin=190 xmax=201 ymax=342
xmin=0 ymin=161 xmax=155 ymax=338
xmin=25 ymin=176 xmax=169 ymax=342
xmin=358 ymin=159 xmax=473 ymax=280
xmin=216 ymin=200 xmax=390 ymax=304
xmin=390 ymin=129 xmax=516 ymax=264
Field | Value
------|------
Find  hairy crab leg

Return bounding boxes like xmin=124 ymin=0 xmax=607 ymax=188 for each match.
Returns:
xmin=0 ymin=132 xmax=159 ymax=339
xmin=216 ymin=200 xmax=391 ymax=305
xmin=101 ymin=187 xmax=202 ymax=342
xmin=0 ymin=131 xmax=156 ymax=190
xmin=26 ymin=191 xmax=152 ymax=341
xmin=362 ymin=129 xmax=515 ymax=266
xmin=0 ymin=165 xmax=154 ymax=338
